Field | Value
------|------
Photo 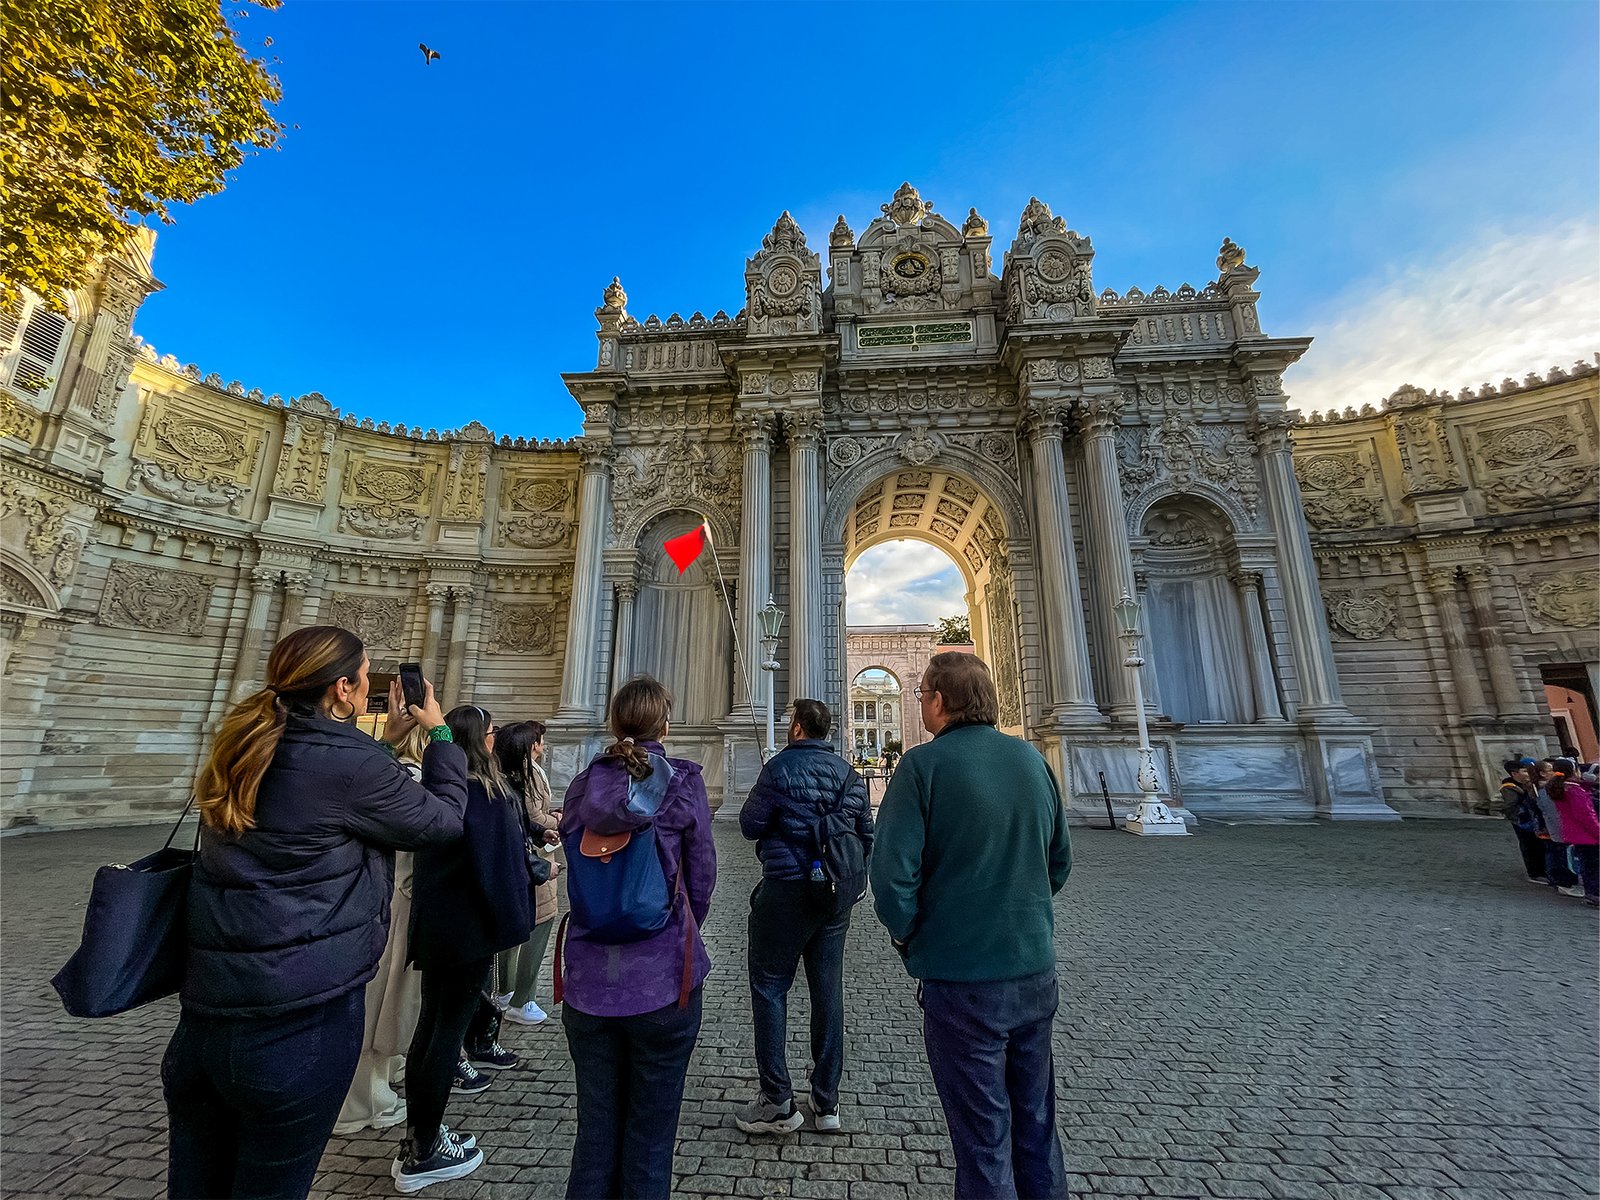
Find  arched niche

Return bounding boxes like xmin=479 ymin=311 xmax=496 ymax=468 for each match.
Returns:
xmin=627 ymin=510 xmax=733 ymax=726
xmin=1138 ymin=498 xmax=1256 ymax=724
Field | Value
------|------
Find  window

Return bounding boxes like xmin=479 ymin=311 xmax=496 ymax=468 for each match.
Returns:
xmin=853 ymin=702 xmax=865 ymax=721
xmin=866 ymin=702 xmax=877 ymax=721
xmin=0 ymin=292 xmax=75 ymax=403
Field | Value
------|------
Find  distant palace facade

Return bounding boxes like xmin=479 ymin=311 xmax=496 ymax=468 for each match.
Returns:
xmin=2 ymin=185 xmax=1596 ymax=830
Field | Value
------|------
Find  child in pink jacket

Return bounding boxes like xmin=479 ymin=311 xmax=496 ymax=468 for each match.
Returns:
xmin=1551 ymin=758 xmax=1599 ymax=906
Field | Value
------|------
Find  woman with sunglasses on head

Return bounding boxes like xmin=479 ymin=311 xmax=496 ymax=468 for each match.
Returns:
xmin=398 ymin=704 xmax=532 ymax=1193
xmin=164 ymin=626 xmax=466 ymax=1200
xmin=494 ymin=720 xmax=562 ymax=1026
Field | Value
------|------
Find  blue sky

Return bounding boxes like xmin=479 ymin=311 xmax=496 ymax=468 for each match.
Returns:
xmin=133 ymin=1 xmax=1598 ymax=622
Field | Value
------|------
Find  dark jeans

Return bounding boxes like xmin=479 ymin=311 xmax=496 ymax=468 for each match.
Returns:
xmin=1573 ymin=844 xmax=1599 ymax=900
xmin=1545 ymin=841 xmax=1580 ymax=888
xmin=921 ymin=968 xmax=1067 ymax=1200
xmin=562 ymin=987 xmax=703 ymax=1200
xmin=407 ymin=958 xmax=491 ymax=1151
xmin=1512 ymin=826 xmax=1547 ymax=879
xmin=163 ymin=988 xmax=364 ymax=1200
xmin=748 ymin=878 xmax=851 ymax=1110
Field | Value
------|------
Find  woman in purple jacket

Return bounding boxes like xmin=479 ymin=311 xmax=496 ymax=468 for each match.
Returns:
xmin=556 ymin=676 xmax=716 ymax=1200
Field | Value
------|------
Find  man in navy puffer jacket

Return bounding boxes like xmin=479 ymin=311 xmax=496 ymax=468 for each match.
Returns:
xmin=736 ymin=699 xmax=873 ymax=1136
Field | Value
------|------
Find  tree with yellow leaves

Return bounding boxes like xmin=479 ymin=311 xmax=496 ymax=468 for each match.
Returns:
xmin=1 ymin=0 xmax=283 ymax=311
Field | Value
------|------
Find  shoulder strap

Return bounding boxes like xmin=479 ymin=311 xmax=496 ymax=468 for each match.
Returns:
xmin=164 ymin=796 xmax=199 ymax=852
xmin=552 ymin=910 xmax=572 ymax=1006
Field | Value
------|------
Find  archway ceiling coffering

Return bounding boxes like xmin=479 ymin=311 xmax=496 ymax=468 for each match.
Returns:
xmin=845 ymin=468 xmax=1002 ymax=583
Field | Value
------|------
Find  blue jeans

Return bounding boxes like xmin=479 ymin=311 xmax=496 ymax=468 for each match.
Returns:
xmin=163 ymin=988 xmax=365 ymax=1200
xmin=921 ymin=968 xmax=1067 ymax=1200
xmin=562 ymin=988 xmax=703 ymax=1200
xmin=748 ymin=878 xmax=851 ymax=1110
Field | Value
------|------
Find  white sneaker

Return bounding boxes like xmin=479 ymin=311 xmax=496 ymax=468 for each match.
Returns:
xmin=494 ymin=991 xmax=514 ymax=1010
xmin=1558 ymin=884 xmax=1586 ymax=897
xmin=806 ymin=1094 xmax=842 ymax=1133
xmin=502 ymin=1000 xmax=548 ymax=1025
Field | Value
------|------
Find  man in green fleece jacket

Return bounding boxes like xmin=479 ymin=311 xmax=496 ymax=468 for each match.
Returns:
xmin=871 ymin=651 xmax=1070 ymax=1200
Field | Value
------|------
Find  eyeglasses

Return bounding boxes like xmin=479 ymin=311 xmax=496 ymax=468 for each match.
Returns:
xmin=913 ymin=686 xmax=927 ymax=700
xmin=486 ymin=727 xmax=498 ymax=736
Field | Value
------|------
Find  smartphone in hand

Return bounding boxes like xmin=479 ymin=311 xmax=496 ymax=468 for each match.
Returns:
xmin=398 ymin=662 xmax=425 ymax=711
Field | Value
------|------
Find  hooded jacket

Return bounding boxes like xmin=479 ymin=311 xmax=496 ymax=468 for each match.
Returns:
xmin=184 ymin=714 xmax=468 ymax=1018
xmin=1553 ymin=779 xmax=1600 ymax=847
xmin=557 ymin=742 xmax=715 ymax=1017
xmin=740 ymin=739 xmax=873 ymax=881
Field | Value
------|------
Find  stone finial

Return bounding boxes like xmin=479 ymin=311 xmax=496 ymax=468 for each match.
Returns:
xmin=602 ymin=277 xmax=627 ymax=312
xmin=1017 ymin=196 xmax=1067 ymax=238
xmin=1217 ymin=238 xmax=1246 ymax=273
xmin=962 ymin=207 xmax=989 ymax=238
xmin=763 ymin=211 xmax=808 ymax=254
xmin=882 ymin=182 xmax=932 ymax=227
xmin=830 ymin=214 xmax=854 ymax=248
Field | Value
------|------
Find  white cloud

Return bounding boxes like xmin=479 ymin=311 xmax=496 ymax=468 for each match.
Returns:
xmin=1286 ymin=217 xmax=1600 ymax=413
xmin=846 ymin=541 xmax=966 ymax=626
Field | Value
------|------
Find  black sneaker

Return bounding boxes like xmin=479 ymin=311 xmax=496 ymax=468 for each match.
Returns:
xmin=466 ymin=1039 xmax=519 ymax=1071
xmin=392 ymin=1132 xmax=483 ymax=1194
xmin=450 ymin=1058 xmax=491 ymax=1094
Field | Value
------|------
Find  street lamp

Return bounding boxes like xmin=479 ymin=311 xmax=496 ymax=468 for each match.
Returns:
xmin=1112 ymin=590 xmax=1189 ymax=837
xmin=757 ymin=595 xmax=785 ymax=759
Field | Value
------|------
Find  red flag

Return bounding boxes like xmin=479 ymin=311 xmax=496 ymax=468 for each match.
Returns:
xmin=663 ymin=524 xmax=708 ymax=573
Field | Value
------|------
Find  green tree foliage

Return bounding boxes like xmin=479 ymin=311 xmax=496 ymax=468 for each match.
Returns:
xmin=1 ymin=0 xmax=283 ymax=311
xmin=935 ymin=613 xmax=971 ymax=644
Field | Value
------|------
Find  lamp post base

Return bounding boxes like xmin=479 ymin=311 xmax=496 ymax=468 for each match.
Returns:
xmin=1122 ymin=799 xmax=1191 ymax=837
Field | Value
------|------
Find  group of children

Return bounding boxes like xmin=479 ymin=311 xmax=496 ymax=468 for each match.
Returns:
xmin=1499 ymin=753 xmax=1600 ymax=906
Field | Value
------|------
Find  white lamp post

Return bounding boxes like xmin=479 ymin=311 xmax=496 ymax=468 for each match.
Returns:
xmin=1113 ymin=590 xmax=1189 ymax=837
xmin=757 ymin=595 xmax=785 ymax=759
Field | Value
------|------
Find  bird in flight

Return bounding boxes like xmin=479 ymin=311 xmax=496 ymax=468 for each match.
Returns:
xmin=419 ymin=43 xmax=440 ymax=65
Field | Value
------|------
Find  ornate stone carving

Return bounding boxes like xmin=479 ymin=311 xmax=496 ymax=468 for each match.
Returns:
xmin=442 ymin=443 xmax=489 ymax=520
xmin=129 ymin=460 xmax=247 ymax=516
xmin=1143 ymin=511 xmax=1217 ymax=549
xmin=962 ymin=208 xmax=988 ymax=238
xmin=0 ymin=392 xmax=42 ymax=443
xmin=983 ymin=542 xmax=1023 ymax=728
xmin=610 ymin=430 xmax=739 ymax=532
xmin=0 ymin=479 xmax=71 ymax=561
xmin=1471 ymin=417 xmax=1593 ymax=512
xmin=486 ymin=601 xmax=560 ymax=654
xmin=339 ymin=505 xmax=427 ymax=540
xmin=1117 ymin=414 xmax=1260 ymax=520
xmin=602 ymin=277 xmax=627 ymax=312
xmin=897 ymin=428 xmax=943 ymax=466
xmin=1295 ymin=452 xmax=1383 ymax=531
xmin=326 ymin=592 xmax=408 ymax=648
xmin=746 ymin=212 xmax=822 ymax=337
xmin=829 ymin=215 xmax=854 ymax=248
xmin=881 ymin=182 xmax=933 ymax=227
xmin=1216 ymin=238 xmax=1246 ymax=272
xmin=1394 ymin=413 xmax=1460 ymax=492
xmin=50 ymin=528 xmax=82 ymax=586
xmin=1525 ymin=570 xmax=1599 ymax=629
xmin=272 ymin=414 xmax=335 ymax=501
xmin=1324 ymin=588 xmax=1403 ymax=640
xmin=98 ymin=561 xmax=212 ymax=636
xmin=151 ymin=416 xmax=252 ymax=483
xmin=351 ymin=462 xmax=426 ymax=505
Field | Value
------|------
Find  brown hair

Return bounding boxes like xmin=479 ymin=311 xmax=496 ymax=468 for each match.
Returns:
xmin=792 ymin=698 xmax=832 ymax=740
xmin=195 ymin=626 xmax=366 ymax=836
xmin=605 ymin=676 xmax=673 ymax=780
xmin=446 ymin=704 xmax=508 ymax=797
xmin=924 ymin=651 xmax=999 ymax=726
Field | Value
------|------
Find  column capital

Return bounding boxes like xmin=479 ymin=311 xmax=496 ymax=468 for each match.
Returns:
xmin=1423 ymin=565 xmax=1460 ymax=593
xmin=615 ymin=580 xmax=639 ymax=603
xmin=1459 ymin=562 xmax=1494 ymax=586
xmin=577 ymin=440 xmax=616 ymax=472
xmin=784 ymin=409 xmax=823 ymax=448
xmin=1075 ymin=391 xmax=1126 ymax=435
xmin=1228 ymin=568 xmax=1263 ymax=592
xmin=424 ymin=582 xmax=455 ymax=603
xmin=282 ymin=571 xmax=311 ymax=595
xmin=1022 ymin=399 xmax=1068 ymax=441
xmin=249 ymin=565 xmax=281 ymax=588
xmin=736 ymin=411 xmax=773 ymax=451
xmin=1252 ymin=410 xmax=1297 ymax=454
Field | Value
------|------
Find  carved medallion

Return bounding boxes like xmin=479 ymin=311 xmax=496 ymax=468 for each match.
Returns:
xmin=98 ymin=562 xmax=213 ymax=636
xmin=1324 ymin=588 xmax=1401 ymax=640
xmin=326 ymin=593 xmax=408 ymax=648
xmin=1527 ymin=571 xmax=1599 ymax=629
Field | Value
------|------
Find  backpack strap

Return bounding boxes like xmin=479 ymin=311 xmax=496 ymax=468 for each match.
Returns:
xmin=552 ymin=910 xmax=571 ymax=1006
xmin=674 ymin=864 xmax=695 ymax=1009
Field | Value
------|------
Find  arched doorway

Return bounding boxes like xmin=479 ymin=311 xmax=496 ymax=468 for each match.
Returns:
xmin=847 ymin=666 xmax=903 ymax=760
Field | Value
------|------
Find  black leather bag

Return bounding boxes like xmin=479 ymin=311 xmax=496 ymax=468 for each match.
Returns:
xmin=51 ymin=801 xmax=197 ymax=1018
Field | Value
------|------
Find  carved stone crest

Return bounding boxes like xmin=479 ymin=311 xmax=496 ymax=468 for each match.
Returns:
xmin=881 ymin=182 xmax=933 ymax=227
xmin=326 ymin=592 xmax=408 ymax=648
xmin=487 ymin=601 xmax=560 ymax=654
xmin=1525 ymin=571 xmax=1599 ymax=629
xmin=98 ymin=561 xmax=212 ymax=636
xmin=1324 ymin=588 xmax=1402 ymax=640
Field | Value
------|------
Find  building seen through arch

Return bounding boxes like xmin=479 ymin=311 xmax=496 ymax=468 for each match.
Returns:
xmin=1 ymin=187 xmax=1595 ymax=829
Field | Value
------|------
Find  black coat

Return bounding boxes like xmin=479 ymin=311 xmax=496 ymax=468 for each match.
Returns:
xmin=410 ymin=779 xmax=532 ymax=971
xmin=184 ymin=714 xmax=468 ymax=1018
xmin=739 ymin=739 xmax=874 ymax=881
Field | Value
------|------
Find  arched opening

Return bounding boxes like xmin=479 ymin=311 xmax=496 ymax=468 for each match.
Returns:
xmin=830 ymin=464 xmax=1027 ymax=739
xmin=846 ymin=666 xmax=903 ymax=761
xmin=1137 ymin=498 xmax=1257 ymax=724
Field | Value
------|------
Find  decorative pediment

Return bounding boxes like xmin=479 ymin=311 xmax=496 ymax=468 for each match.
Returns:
xmin=1000 ymin=196 xmax=1097 ymax=323
xmin=744 ymin=212 xmax=822 ymax=337
xmin=833 ymin=184 xmax=996 ymax=321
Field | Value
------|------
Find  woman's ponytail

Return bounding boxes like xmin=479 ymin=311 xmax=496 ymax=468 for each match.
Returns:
xmin=195 ymin=689 xmax=288 ymax=835
xmin=604 ymin=678 xmax=673 ymax=779
xmin=604 ymin=734 xmax=653 ymax=780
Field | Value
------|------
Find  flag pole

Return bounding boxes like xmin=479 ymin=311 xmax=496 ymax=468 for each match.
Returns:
xmin=699 ymin=518 xmax=770 ymax=764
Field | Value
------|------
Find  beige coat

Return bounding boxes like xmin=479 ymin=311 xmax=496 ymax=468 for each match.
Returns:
xmin=525 ymin=760 xmax=560 ymax=927
xmin=368 ymin=851 xmax=423 ymax=1058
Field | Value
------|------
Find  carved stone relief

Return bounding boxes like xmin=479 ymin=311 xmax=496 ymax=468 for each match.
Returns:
xmin=1116 ymin=414 xmax=1260 ymax=523
xmin=339 ymin=456 xmax=435 ymax=540
xmin=498 ymin=475 xmax=574 ymax=549
xmin=610 ymin=430 xmax=739 ymax=535
xmin=0 ymin=479 xmax=71 ymax=562
xmin=130 ymin=460 xmax=247 ymax=516
xmin=1394 ymin=412 xmax=1460 ymax=492
xmin=0 ymin=392 xmax=43 ymax=444
xmin=1523 ymin=570 xmax=1600 ymax=630
xmin=441 ymin=443 xmax=489 ymax=521
xmin=1469 ymin=417 xmax=1594 ymax=512
xmin=98 ymin=561 xmax=212 ymax=636
xmin=325 ymin=592 xmax=408 ymax=648
xmin=746 ymin=212 xmax=822 ymax=337
xmin=984 ymin=542 xmax=1023 ymax=727
xmin=486 ymin=601 xmax=560 ymax=654
xmin=272 ymin=415 xmax=335 ymax=502
xmin=1324 ymin=587 xmax=1404 ymax=641
xmin=1295 ymin=452 xmax=1384 ymax=531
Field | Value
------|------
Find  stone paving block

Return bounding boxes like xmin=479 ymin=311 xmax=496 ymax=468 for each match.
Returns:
xmin=3 ymin=818 xmax=1598 ymax=1200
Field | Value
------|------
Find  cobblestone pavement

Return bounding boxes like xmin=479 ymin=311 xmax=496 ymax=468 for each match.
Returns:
xmin=4 ymin=815 xmax=1597 ymax=1200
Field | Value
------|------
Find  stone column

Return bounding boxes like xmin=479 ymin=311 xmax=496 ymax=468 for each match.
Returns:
xmin=442 ymin=584 xmax=475 ymax=707
xmin=786 ymin=410 xmax=823 ymax=702
xmin=1233 ymin=570 xmax=1286 ymax=723
xmin=277 ymin=572 xmax=310 ymax=637
xmin=1423 ymin=567 xmax=1490 ymax=719
xmin=557 ymin=443 xmax=614 ymax=718
xmin=231 ymin=567 xmax=280 ymax=697
xmin=735 ymin=413 xmax=773 ymax=717
xmin=965 ymin=587 xmax=988 ymax=661
xmin=1256 ymin=411 xmax=1347 ymax=716
xmin=1023 ymin=401 xmax=1099 ymax=724
xmin=612 ymin=580 xmax=638 ymax=691
xmin=1075 ymin=393 xmax=1139 ymax=720
xmin=1460 ymin=564 xmax=1522 ymax=715
xmin=420 ymin=584 xmax=450 ymax=677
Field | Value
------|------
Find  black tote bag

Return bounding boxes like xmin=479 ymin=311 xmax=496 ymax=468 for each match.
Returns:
xmin=51 ymin=800 xmax=198 ymax=1018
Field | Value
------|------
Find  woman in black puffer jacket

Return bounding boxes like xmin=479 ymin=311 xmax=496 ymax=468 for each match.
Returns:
xmin=164 ymin=626 xmax=467 ymax=1200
